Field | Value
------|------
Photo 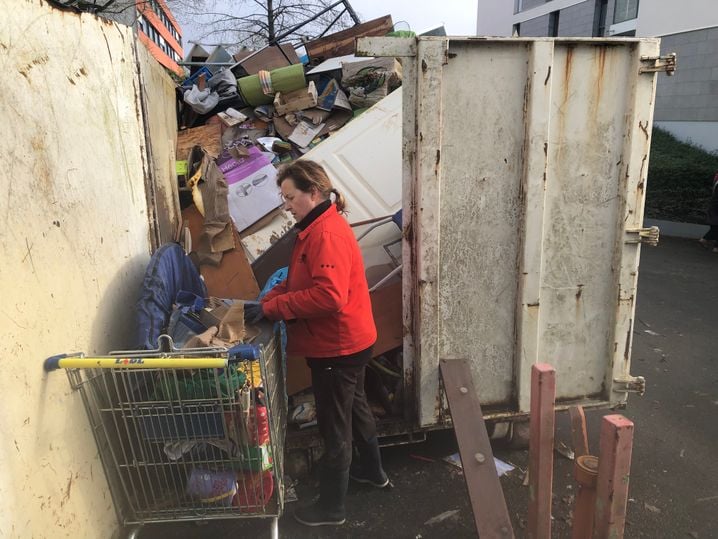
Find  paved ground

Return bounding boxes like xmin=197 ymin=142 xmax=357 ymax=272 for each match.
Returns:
xmin=139 ymin=237 xmax=717 ymax=538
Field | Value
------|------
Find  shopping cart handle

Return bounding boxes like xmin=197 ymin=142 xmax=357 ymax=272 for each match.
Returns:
xmin=44 ymin=353 xmax=71 ymax=372
xmin=228 ymin=344 xmax=260 ymax=362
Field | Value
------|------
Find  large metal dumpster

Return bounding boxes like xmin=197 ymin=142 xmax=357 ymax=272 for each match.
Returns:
xmin=355 ymin=36 xmax=669 ymax=429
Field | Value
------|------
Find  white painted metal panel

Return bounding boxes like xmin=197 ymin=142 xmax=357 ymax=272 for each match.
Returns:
xmin=361 ymin=37 xmax=660 ymax=427
xmin=303 ymin=88 xmax=403 ymax=223
xmin=241 ymin=89 xmax=403 ymax=269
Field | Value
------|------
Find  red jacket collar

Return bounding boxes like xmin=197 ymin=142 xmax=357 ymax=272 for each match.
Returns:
xmin=297 ymin=204 xmax=337 ymax=240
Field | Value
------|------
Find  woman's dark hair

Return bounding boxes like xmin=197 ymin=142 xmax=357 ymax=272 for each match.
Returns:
xmin=276 ymin=160 xmax=347 ymax=213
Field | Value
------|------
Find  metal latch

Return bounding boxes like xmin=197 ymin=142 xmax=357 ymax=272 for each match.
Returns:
xmin=613 ymin=375 xmax=646 ymax=396
xmin=639 ymin=53 xmax=677 ymax=75
xmin=625 ymin=226 xmax=660 ymax=246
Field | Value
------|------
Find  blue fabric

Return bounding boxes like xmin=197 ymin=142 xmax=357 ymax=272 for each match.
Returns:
xmin=258 ymin=267 xmax=289 ymax=375
xmin=135 ymin=243 xmax=207 ymax=350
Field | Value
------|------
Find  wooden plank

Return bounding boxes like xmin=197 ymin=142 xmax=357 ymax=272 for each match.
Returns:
xmin=305 ymin=15 xmax=394 ymax=63
xmin=236 ymin=44 xmax=299 ymax=75
xmin=528 ymin=363 xmax=556 ymax=539
xmin=569 ymin=405 xmax=589 ymax=458
xmin=182 ymin=205 xmax=260 ymax=300
xmin=593 ymin=415 xmax=634 ymax=539
xmin=176 ymin=123 xmax=222 ymax=161
xmin=439 ymin=359 xmax=515 ymax=539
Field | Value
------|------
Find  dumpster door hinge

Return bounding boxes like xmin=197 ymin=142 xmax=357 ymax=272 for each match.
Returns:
xmin=625 ymin=226 xmax=660 ymax=246
xmin=613 ymin=375 xmax=646 ymax=396
xmin=639 ymin=53 xmax=676 ymax=75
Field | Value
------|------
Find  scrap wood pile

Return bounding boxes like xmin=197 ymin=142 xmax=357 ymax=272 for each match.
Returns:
xmin=172 ymin=15 xmax=409 ymax=432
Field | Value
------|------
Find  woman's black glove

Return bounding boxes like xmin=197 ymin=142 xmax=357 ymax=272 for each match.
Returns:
xmin=244 ymin=302 xmax=265 ymax=324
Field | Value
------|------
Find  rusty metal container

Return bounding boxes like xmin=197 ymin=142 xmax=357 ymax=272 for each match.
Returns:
xmin=357 ymin=36 xmax=668 ymax=428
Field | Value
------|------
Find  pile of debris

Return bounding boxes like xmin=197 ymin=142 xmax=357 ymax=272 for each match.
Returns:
xmin=173 ymin=15 xmax=408 ymax=431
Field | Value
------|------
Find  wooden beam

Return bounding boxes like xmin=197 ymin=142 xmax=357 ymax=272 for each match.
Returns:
xmin=439 ymin=359 xmax=514 ymax=538
xmin=528 ymin=363 xmax=556 ymax=539
xmin=593 ymin=415 xmax=634 ymax=539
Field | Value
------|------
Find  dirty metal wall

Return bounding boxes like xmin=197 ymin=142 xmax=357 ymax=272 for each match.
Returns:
xmin=0 ymin=1 xmax=163 ymax=536
xmin=412 ymin=37 xmax=659 ymax=426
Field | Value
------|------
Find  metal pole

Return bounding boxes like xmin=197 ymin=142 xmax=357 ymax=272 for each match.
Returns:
xmin=528 ymin=363 xmax=556 ymax=539
xmin=342 ymin=0 xmax=361 ymax=24
xmin=593 ymin=415 xmax=634 ymax=539
xmin=268 ymin=0 xmax=347 ymax=45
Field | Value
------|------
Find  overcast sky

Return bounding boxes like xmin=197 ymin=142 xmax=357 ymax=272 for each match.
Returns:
xmin=180 ymin=0 xmax=479 ymax=54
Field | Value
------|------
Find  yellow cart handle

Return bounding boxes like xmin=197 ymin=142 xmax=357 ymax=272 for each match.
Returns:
xmin=44 ymin=344 xmax=260 ymax=371
xmin=44 ymin=355 xmax=228 ymax=370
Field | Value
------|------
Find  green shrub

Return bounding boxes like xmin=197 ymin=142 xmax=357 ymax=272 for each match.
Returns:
xmin=646 ymin=128 xmax=718 ymax=223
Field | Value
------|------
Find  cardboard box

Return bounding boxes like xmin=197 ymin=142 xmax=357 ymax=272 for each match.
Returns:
xmin=370 ymin=281 xmax=403 ymax=357
xmin=273 ymin=81 xmax=318 ymax=116
xmin=216 ymin=146 xmax=283 ymax=232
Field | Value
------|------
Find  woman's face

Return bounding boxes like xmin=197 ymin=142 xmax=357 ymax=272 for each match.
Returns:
xmin=280 ymin=177 xmax=322 ymax=222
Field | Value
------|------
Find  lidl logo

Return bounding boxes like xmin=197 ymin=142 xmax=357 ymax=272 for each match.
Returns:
xmin=115 ymin=358 xmax=145 ymax=365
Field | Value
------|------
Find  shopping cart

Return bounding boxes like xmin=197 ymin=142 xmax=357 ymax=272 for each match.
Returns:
xmin=44 ymin=332 xmax=286 ymax=538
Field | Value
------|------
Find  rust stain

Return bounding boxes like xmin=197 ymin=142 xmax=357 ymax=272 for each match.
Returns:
xmin=66 ymin=76 xmax=76 ymax=85
xmin=596 ymin=46 xmax=607 ymax=101
xmin=575 ymin=284 xmax=584 ymax=301
xmin=563 ymin=46 xmax=574 ymax=103
xmin=79 ymin=66 xmax=88 ymax=76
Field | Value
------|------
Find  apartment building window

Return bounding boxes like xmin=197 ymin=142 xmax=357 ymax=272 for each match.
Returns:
xmin=614 ymin=0 xmax=639 ymax=23
xmin=548 ymin=11 xmax=560 ymax=37
xmin=514 ymin=0 xmax=523 ymax=14
xmin=593 ymin=0 xmax=608 ymax=36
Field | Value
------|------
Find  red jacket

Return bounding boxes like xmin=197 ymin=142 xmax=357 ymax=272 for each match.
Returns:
xmin=261 ymin=204 xmax=377 ymax=358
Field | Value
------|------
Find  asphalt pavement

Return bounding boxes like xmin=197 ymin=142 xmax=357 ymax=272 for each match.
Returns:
xmin=140 ymin=237 xmax=717 ymax=539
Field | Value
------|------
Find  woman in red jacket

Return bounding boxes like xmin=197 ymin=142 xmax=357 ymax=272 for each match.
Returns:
xmin=247 ymin=160 xmax=390 ymax=527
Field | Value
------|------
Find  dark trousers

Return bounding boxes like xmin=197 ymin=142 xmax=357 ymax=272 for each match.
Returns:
xmin=307 ymin=346 xmax=377 ymax=473
xmin=703 ymin=225 xmax=718 ymax=241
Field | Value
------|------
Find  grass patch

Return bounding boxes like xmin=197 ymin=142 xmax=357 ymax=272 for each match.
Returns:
xmin=646 ymin=128 xmax=718 ymax=224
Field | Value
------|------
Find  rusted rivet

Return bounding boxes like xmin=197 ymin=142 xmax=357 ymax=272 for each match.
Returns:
xmin=475 ymin=452 xmax=485 ymax=463
xmin=459 ymin=387 xmax=468 ymax=394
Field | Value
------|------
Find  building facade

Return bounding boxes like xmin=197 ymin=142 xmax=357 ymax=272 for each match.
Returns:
xmin=476 ymin=0 xmax=718 ymax=153
xmin=136 ymin=0 xmax=184 ymax=76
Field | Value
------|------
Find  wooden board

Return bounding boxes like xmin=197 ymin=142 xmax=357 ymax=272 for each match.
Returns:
xmin=238 ymin=44 xmax=300 ymax=75
xmin=182 ymin=205 xmax=260 ymax=300
xmin=439 ymin=359 xmax=515 ymax=538
xmin=305 ymin=15 xmax=393 ymax=64
xmin=176 ymin=123 xmax=222 ymax=161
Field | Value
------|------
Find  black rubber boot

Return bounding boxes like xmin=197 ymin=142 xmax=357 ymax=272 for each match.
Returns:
xmin=294 ymin=468 xmax=348 ymax=526
xmin=350 ymin=436 xmax=390 ymax=488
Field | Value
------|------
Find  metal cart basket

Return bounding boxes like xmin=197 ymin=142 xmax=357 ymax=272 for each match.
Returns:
xmin=44 ymin=332 xmax=286 ymax=538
